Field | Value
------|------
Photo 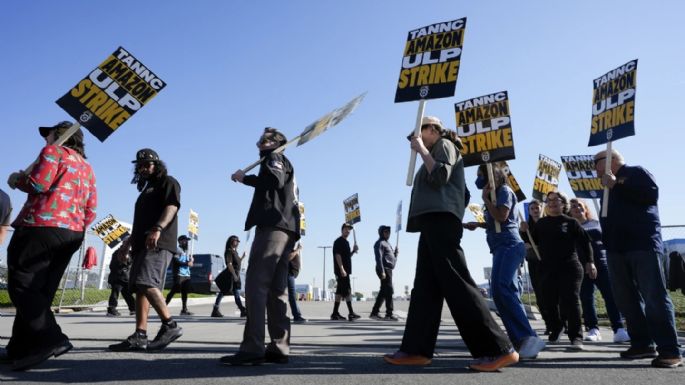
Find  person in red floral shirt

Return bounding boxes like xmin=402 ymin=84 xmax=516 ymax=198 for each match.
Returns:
xmin=3 ymin=121 xmax=97 ymax=371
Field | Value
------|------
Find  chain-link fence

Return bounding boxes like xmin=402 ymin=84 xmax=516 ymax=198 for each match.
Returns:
xmin=0 ymin=229 xmax=112 ymax=311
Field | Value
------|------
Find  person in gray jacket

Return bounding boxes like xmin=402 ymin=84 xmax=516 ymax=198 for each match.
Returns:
xmin=370 ymin=225 xmax=399 ymax=321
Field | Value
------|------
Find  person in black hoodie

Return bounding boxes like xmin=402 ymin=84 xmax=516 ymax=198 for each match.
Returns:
xmin=107 ymin=238 xmax=136 ymax=316
xmin=528 ymin=191 xmax=596 ymax=350
xmin=370 ymin=225 xmax=399 ymax=321
xmin=222 ymin=127 xmax=300 ymax=366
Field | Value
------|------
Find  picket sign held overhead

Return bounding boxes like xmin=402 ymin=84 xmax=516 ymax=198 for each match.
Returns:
xmin=560 ymin=154 xmax=603 ymax=216
xmin=396 ymin=17 xmax=467 ymax=186
xmin=343 ymin=193 xmax=361 ymax=247
xmin=588 ymin=60 xmax=637 ymax=217
xmin=240 ymin=93 xmax=365 ymax=173
xmin=395 ymin=200 xmax=402 ymax=248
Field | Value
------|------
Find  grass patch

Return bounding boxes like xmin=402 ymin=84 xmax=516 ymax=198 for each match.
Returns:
xmin=0 ymin=289 xmax=213 ymax=308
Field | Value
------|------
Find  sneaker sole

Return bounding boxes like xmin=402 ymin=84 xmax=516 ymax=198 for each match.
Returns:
xmin=147 ymin=331 xmax=183 ymax=351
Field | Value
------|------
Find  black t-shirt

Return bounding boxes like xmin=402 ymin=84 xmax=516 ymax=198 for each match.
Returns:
xmin=531 ymin=215 xmax=593 ymax=265
xmin=333 ymin=236 xmax=352 ymax=276
xmin=131 ymin=175 xmax=181 ymax=253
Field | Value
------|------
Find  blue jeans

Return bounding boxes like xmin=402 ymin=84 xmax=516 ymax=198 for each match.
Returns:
xmin=607 ymin=250 xmax=680 ymax=357
xmin=580 ymin=258 xmax=624 ymax=331
xmin=214 ymin=289 xmax=246 ymax=312
xmin=287 ymin=274 xmax=302 ymax=319
xmin=490 ymin=241 xmax=536 ymax=345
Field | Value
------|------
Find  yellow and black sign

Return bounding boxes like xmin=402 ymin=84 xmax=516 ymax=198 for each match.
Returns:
xmin=532 ymin=154 xmax=561 ymax=201
xmin=395 ymin=17 xmax=466 ymax=103
xmin=561 ymin=155 xmax=603 ymax=199
xmin=187 ymin=209 xmax=199 ymax=240
xmin=343 ymin=193 xmax=361 ymax=225
xmin=56 ymin=47 xmax=166 ymax=142
xmin=589 ymin=59 xmax=637 ymax=146
xmin=299 ymin=202 xmax=306 ymax=236
xmin=495 ymin=161 xmax=526 ymax=202
xmin=455 ymin=91 xmax=515 ymax=167
xmin=91 ymin=214 xmax=130 ymax=249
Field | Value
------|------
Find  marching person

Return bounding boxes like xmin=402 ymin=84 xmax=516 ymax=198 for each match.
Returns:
xmin=569 ymin=198 xmax=629 ymax=343
xmin=109 ymin=148 xmax=183 ymax=352
xmin=384 ymin=116 xmax=517 ymax=372
xmin=370 ymin=225 xmax=399 ymax=321
xmin=330 ymin=223 xmax=361 ymax=321
xmin=595 ymin=149 xmax=682 ymax=368
xmin=212 ymin=235 xmax=247 ymax=318
xmin=528 ymin=191 xmax=596 ymax=350
xmin=222 ymin=127 xmax=300 ymax=365
xmin=4 ymin=121 xmax=96 ymax=370
xmin=165 ymin=235 xmax=194 ymax=316
xmin=464 ymin=164 xmax=545 ymax=359
xmin=107 ymin=238 xmax=136 ymax=317
xmin=287 ymin=243 xmax=307 ymax=323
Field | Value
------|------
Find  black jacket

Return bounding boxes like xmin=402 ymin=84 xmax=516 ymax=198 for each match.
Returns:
xmin=668 ymin=251 xmax=685 ymax=295
xmin=243 ymin=151 xmax=300 ymax=239
xmin=108 ymin=247 xmax=131 ymax=284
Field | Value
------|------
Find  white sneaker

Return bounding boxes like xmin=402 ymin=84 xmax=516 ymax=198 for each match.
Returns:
xmin=613 ymin=328 xmax=631 ymax=343
xmin=570 ymin=338 xmax=585 ymax=351
xmin=518 ymin=336 xmax=546 ymax=359
xmin=584 ymin=328 xmax=602 ymax=342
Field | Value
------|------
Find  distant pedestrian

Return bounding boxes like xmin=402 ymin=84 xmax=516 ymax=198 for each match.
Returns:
xmin=222 ymin=127 xmax=300 ymax=365
xmin=107 ymin=238 xmax=136 ymax=317
xmin=165 ymin=235 xmax=194 ymax=316
xmin=384 ymin=116 xmax=517 ymax=372
xmin=330 ymin=223 xmax=361 ymax=321
xmin=109 ymin=148 xmax=183 ymax=352
xmin=370 ymin=225 xmax=399 ymax=321
xmin=212 ymin=235 xmax=247 ymax=318
xmin=0 ymin=188 xmax=11 ymax=245
xmin=595 ymin=149 xmax=682 ymax=368
xmin=4 ymin=121 xmax=96 ymax=370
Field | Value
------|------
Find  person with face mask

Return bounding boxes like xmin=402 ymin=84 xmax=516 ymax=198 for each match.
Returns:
xmin=464 ymin=165 xmax=545 ymax=360
xmin=384 ymin=116 xmax=517 ymax=372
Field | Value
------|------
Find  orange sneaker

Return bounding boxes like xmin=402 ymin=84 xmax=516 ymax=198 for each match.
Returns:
xmin=469 ymin=351 xmax=519 ymax=372
xmin=383 ymin=351 xmax=432 ymax=366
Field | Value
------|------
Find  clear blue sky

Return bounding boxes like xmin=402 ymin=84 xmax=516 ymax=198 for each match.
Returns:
xmin=2 ymin=0 xmax=683 ymax=297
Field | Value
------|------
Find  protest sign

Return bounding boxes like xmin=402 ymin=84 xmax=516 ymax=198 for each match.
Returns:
xmin=343 ymin=194 xmax=361 ymax=225
xmin=395 ymin=201 xmax=403 ymax=233
xmin=299 ymin=202 xmax=306 ymax=236
xmin=188 ymin=209 xmax=199 ymax=240
xmin=91 ymin=214 xmax=130 ymax=248
xmin=495 ymin=160 xmax=526 ymax=202
xmin=561 ymin=155 xmax=603 ymax=199
xmin=395 ymin=17 xmax=466 ymax=103
xmin=532 ymin=154 xmax=562 ymax=201
xmin=57 ymin=46 xmax=166 ymax=142
xmin=589 ymin=60 xmax=637 ymax=146
xmin=467 ymin=203 xmax=485 ymax=223
xmin=455 ymin=91 xmax=515 ymax=167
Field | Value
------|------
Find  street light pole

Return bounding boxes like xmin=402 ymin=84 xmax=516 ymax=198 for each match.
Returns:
xmin=318 ymin=246 xmax=331 ymax=301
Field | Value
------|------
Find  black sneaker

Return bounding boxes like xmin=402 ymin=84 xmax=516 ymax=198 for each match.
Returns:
xmin=265 ymin=350 xmax=289 ymax=364
xmin=239 ymin=309 xmax=247 ymax=318
xmin=330 ymin=313 xmax=346 ymax=321
xmin=106 ymin=308 xmax=121 ymax=317
xmin=220 ymin=352 xmax=266 ymax=366
xmin=11 ymin=340 xmax=73 ymax=372
xmin=348 ymin=313 xmax=361 ymax=321
xmin=383 ymin=314 xmax=399 ymax=321
xmin=548 ymin=329 xmax=561 ymax=343
xmin=211 ymin=308 xmax=224 ymax=318
xmin=147 ymin=323 xmax=183 ymax=351
xmin=369 ymin=313 xmax=383 ymax=320
xmin=109 ymin=332 xmax=148 ymax=352
xmin=180 ymin=309 xmax=194 ymax=316
xmin=620 ymin=346 xmax=658 ymax=359
xmin=293 ymin=317 xmax=308 ymax=324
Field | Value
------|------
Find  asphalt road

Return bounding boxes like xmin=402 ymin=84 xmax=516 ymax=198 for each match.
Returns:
xmin=0 ymin=299 xmax=682 ymax=384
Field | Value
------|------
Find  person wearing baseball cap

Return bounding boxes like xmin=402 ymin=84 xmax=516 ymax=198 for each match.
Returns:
xmin=330 ymin=223 xmax=360 ymax=321
xmin=370 ymin=225 xmax=399 ymax=321
xmin=165 ymin=235 xmax=195 ymax=316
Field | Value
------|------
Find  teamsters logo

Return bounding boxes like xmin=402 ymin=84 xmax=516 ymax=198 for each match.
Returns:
xmin=419 ymin=86 xmax=429 ymax=98
xmin=606 ymin=128 xmax=614 ymax=141
xmin=79 ymin=110 xmax=93 ymax=123
xmin=481 ymin=151 xmax=490 ymax=162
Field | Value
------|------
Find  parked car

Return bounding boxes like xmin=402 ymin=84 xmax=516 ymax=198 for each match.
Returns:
xmin=164 ymin=253 xmax=226 ymax=294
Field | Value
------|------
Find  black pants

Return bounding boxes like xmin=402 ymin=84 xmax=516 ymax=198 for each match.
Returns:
xmin=540 ymin=259 xmax=584 ymax=341
xmin=6 ymin=227 xmax=83 ymax=359
xmin=372 ymin=269 xmax=394 ymax=316
xmin=108 ymin=281 xmax=135 ymax=311
xmin=166 ymin=277 xmax=192 ymax=309
xmin=400 ymin=213 xmax=512 ymax=358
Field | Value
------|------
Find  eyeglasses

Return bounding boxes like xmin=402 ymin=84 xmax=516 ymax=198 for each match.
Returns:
xmin=546 ymin=197 xmax=562 ymax=203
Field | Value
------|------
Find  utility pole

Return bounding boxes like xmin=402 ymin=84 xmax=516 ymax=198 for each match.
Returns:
xmin=318 ymin=246 xmax=332 ymax=301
